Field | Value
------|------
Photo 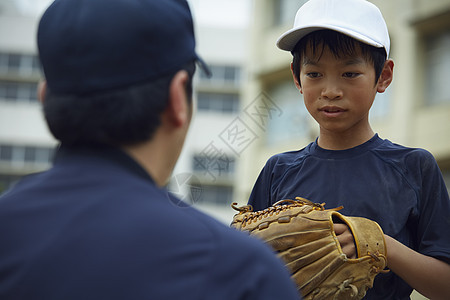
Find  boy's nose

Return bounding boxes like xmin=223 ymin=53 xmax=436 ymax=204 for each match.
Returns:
xmin=321 ymin=81 xmax=343 ymax=100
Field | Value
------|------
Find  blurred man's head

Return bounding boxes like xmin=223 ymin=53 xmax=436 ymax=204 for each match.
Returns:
xmin=37 ymin=0 xmax=208 ymax=147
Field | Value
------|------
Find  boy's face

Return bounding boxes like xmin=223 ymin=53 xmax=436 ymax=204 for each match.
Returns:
xmin=295 ymin=43 xmax=391 ymax=136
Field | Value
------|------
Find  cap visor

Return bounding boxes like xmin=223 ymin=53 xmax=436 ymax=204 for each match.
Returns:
xmin=195 ymin=55 xmax=212 ymax=78
xmin=277 ymin=25 xmax=384 ymax=51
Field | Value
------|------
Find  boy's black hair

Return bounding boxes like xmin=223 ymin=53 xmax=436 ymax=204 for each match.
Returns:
xmin=291 ymin=30 xmax=387 ymax=86
xmin=43 ymin=62 xmax=195 ymax=147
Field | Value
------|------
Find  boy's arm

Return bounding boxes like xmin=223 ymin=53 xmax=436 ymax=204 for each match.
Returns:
xmin=336 ymin=225 xmax=450 ymax=299
xmin=384 ymin=234 xmax=450 ymax=300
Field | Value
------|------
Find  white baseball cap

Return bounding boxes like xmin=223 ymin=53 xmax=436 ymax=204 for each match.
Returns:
xmin=276 ymin=0 xmax=390 ymax=58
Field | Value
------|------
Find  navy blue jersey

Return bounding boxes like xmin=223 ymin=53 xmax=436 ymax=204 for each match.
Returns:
xmin=0 ymin=145 xmax=300 ymax=300
xmin=249 ymin=134 xmax=450 ymax=300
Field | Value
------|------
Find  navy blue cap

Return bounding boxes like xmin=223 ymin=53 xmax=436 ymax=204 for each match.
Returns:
xmin=37 ymin=0 xmax=211 ymax=95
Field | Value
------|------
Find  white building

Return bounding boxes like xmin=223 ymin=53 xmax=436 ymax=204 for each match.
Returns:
xmin=169 ymin=6 xmax=251 ymax=224
xmin=0 ymin=2 xmax=56 ymax=193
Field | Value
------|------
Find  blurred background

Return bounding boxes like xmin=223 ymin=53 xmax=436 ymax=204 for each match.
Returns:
xmin=0 ymin=1 xmax=449 ymax=298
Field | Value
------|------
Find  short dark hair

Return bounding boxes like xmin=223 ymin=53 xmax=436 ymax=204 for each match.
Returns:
xmin=291 ymin=30 xmax=387 ymax=86
xmin=43 ymin=62 xmax=195 ymax=147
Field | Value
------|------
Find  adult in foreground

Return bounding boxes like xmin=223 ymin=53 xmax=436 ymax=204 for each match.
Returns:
xmin=0 ymin=0 xmax=300 ymax=299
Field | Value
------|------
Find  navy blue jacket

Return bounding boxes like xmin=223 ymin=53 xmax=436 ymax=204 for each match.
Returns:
xmin=0 ymin=145 xmax=300 ymax=299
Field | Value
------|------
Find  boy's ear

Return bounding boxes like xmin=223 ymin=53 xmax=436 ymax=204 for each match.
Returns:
xmin=290 ymin=62 xmax=302 ymax=93
xmin=166 ymin=70 xmax=190 ymax=128
xmin=376 ymin=59 xmax=394 ymax=93
xmin=38 ymin=80 xmax=47 ymax=104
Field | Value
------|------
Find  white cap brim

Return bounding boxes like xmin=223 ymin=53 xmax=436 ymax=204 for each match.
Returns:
xmin=277 ymin=24 xmax=385 ymax=52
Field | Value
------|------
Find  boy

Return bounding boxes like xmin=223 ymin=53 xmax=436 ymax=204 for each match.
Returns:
xmin=248 ymin=0 xmax=450 ymax=299
xmin=0 ymin=0 xmax=301 ymax=299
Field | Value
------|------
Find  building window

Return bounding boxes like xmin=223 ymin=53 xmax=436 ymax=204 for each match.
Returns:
xmin=0 ymin=144 xmax=54 ymax=166
xmin=272 ymin=0 xmax=307 ymax=27
xmin=7 ymin=54 xmax=21 ymax=70
xmin=192 ymin=153 xmax=235 ymax=180
xmin=194 ymin=184 xmax=233 ymax=206
xmin=0 ymin=52 xmax=41 ymax=76
xmin=424 ymin=28 xmax=450 ymax=106
xmin=0 ymin=81 xmax=38 ymax=102
xmin=0 ymin=145 xmax=12 ymax=161
xmin=198 ymin=65 xmax=241 ymax=86
xmin=197 ymin=92 xmax=240 ymax=113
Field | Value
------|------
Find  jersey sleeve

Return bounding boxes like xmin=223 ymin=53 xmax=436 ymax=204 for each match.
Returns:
xmin=413 ymin=150 xmax=450 ymax=263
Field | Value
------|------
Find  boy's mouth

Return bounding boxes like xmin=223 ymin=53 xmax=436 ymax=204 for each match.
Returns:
xmin=319 ymin=106 xmax=347 ymax=116
xmin=320 ymin=106 xmax=346 ymax=113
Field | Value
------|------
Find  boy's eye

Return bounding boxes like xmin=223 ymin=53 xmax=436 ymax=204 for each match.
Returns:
xmin=306 ymin=72 xmax=321 ymax=78
xmin=343 ymin=72 xmax=360 ymax=78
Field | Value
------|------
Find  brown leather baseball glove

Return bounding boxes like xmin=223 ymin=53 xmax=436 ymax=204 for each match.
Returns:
xmin=231 ymin=197 xmax=388 ymax=300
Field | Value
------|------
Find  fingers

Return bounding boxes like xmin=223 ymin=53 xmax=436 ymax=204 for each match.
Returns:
xmin=334 ymin=223 xmax=357 ymax=259
xmin=333 ymin=223 xmax=348 ymax=235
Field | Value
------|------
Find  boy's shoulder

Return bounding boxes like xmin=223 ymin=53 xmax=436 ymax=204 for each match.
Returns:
xmin=266 ymin=143 xmax=313 ymax=166
xmin=372 ymin=138 xmax=437 ymax=165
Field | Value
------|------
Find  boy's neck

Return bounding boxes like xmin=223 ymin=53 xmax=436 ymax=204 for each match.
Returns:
xmin=317 ymin=127 xmax=375 ymax=150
